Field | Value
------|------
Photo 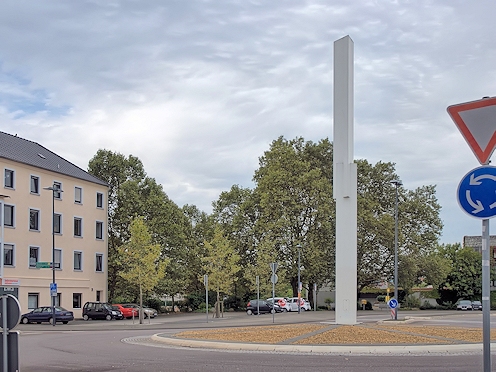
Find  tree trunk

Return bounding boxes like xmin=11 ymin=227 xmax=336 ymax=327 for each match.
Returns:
xmin=139 ymin=284 xmax=144 ymax=324
xmin=215 ymin=290 xmax=220 ymax=318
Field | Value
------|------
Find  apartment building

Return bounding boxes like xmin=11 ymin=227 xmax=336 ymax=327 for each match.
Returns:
xmin=0 ymin=131 xmax=108 ymax=318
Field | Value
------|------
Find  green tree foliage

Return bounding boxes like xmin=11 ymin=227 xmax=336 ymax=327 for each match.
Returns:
xmin=118 ymin=217 xmax=167 ymax=322
xmin=88 ymin=149 xmax=195 ymax=301
xmin=202 ymin=226 xmax=241 ymax=317
xmin=437 ymin=243 xmax=496 ymax=304
xmin=356 ymin=160 xmax=443 ymax=293
xmin=253 ymin=137 xmax=335 ymax=300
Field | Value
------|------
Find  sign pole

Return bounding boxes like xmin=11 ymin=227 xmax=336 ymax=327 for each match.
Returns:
xmin=204 ymin=274 xmax=208 ymax=323
xmin=2 ymin=294 xmax=7 ymax=372
xmin=482 ymin=219 xmax=491 ymax=372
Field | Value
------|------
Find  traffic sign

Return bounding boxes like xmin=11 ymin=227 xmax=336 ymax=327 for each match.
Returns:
xmin=50 ymin=283 xmax=57 ymax=297
xmin=270 ymin=274 xmax=278 ymax=284
xmin=36 ymin=262 xmax=52 ymax=269
xmin=447 ymin=97 xmax=496 ymax=165
xmin=0 ymin=295 xmax=21 ymax=330
xmin=388 ymin=298 xmax=398 ymax=309
xmin=269 ymin=262 xmax=278 ymax=273
xmin=457 ymin=166 xmax=496 ymax=219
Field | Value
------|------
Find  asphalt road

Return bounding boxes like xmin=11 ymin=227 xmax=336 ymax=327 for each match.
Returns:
xmin=16 ymin=310 xmax=496 ymax=372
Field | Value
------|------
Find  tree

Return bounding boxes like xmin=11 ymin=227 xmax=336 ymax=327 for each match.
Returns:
xmin=118 ymin=217 xmax=166 ymax=323
xmin=253 ymin=137 xmax=335 ymax=301
xmin=202 ymin=226 xmax=241 ymax=317
xmin=88 ymin=150 xmax=146 ymax=300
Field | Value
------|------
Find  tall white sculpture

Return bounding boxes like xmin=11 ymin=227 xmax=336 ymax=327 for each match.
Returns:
xmin=333 ymin=35 xmax=357 ymax=324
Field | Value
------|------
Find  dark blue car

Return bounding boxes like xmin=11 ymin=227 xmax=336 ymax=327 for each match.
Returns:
xmin=21 ymin=306 xmax=74 ymax=324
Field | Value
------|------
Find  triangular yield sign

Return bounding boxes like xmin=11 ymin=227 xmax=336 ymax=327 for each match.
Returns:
xmin=447 ymin=97 xmax=496 ymax=165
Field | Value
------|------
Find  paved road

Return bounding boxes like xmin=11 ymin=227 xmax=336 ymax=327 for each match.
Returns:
xmin=17 ymin=310 xmax=496 ymax=372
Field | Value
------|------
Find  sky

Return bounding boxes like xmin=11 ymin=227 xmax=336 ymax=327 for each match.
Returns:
xmin=1 ymin=0 xmax=496 ymax=244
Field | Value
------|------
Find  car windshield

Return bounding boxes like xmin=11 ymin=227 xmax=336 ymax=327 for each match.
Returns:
xmin=459 ymin=300 xmax=471 ymax=305
xmin=103 ymin=304 xmax=113 ymax=310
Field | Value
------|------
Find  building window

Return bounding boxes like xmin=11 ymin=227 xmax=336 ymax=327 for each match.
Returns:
xmin=4 ymin=243 xmax=14 ymax=266
xmin=75 ymin=187 xmax=82 ymax=204
xmin=28 ymin=293 xmax=39 ymax=309
xmin=96 ymin=192 xmax=103 ymax=208
xmin=55 ymin=293 xmax=61 ymax=307
xmin=29 ymin=209 xmax=40 ymax=231
xmin=54 ymin=248 xmax=62 ymax=269
xmin=4 ymin=205 xmax=14 ymax=227
xmin=74 ymin=251 xmax=82 ymax=271
xmin=96 ymin=221 xmax=103 ymax=240
xmin=30 ymin=175 xmax=40 ymax=194
xmin=73 ymin=293 xmax=82 ymax=308
xmin=53 ymin=182 xmax=62 ymax=199
xmin=96 ymin=253 xmax=103 ymax=272
xmin=74 ymin=217 xmax=82 ymax=237
xmin=4 ymin=169 xmax=14 ymax=188
xmin=54 ymin=213 xmax=62 ymax=234
xmin=29 ymin=246 xmax=39 ymax=268
xmin=96 ymin=290 xmax=102 ymax=302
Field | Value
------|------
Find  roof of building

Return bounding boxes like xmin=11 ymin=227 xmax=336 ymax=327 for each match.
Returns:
xmin=0 ymin=131 xmax=108 ymax=187
xmin=463 ymin=235 xmax=496 ymax=249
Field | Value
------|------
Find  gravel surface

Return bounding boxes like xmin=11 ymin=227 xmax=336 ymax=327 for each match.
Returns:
xmin=174 ymin=323 xmax=496 ymax=345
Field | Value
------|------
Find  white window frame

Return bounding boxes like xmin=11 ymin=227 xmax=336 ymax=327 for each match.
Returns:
xmin=75 ymin=186 xmax=82 ymax=204
xmin=96 ymin=221 xmax=103 ymax=240
xmin=74 ymin=217 xmax=82 ymax=237
xmin=53 ymin=181 xmax=62 ymax=199
xmin=29 ymin=246 xmax=39 ymax=268
xmin=96 ymin=192 xmax=103 ymax=208
xmin=28 ymin=293 xmax=39 ymax=309
xmin=4 ymin=243 xmax=14 ymax=267
xmin=3 ymin=204 xmax=14 ymax=227
xmin=4 ymin=168 xmax=14 ymax=189
xmin=74 ymin=251 xmax=82 ymax=271
xmin=54 ymin=213 xmax=62 ymax=234
xmin=54 ymin=248 xmax=62 ymax=269
xmin=29 ymin=208 xmax=40 ymax=231
xmin=73 ymin=293 xmax=82 ymax=309
xmin=30 ymin=175 xmax=40 ymax=194
xmin=95 ymin=253 xmax=103 ymax=272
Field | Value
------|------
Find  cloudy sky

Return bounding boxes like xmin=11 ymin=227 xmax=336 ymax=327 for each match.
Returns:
xmin=1 ymin=0 xmax=495 ymax=244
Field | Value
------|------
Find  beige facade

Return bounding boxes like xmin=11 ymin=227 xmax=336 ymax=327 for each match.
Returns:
xmin=1 ymin=150 xmax=108 ymax=318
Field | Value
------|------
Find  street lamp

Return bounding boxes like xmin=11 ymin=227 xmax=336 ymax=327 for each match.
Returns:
xmin=391 ymin=179 xmax=402 ymax=320
xmin=297 ymin=244 xmax=301 ymax=314
xmin=44 ymin=184 xmax=63 ymax=327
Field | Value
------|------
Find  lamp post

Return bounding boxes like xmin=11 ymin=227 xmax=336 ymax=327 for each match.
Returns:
xmin=297 ymin=244 xmax=301 ymax=314
xmin=44 ymin=184 xmax=62 ymax=327
xmin=391 ymin=179 xmax=402 ymax=320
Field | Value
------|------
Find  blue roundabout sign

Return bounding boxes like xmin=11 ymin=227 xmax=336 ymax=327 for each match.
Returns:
xmin=457 ymin=166 xmax=496 ymax=219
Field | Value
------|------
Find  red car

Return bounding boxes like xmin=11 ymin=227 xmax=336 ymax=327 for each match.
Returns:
xmin=112 ymin=304 xmax=138 ymax=319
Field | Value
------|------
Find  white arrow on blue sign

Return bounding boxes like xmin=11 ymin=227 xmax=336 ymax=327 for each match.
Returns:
xmin=388 ymin=299 xmax=398 ymax=309
xmin=457 ymin=166 xmax=496 ymax=219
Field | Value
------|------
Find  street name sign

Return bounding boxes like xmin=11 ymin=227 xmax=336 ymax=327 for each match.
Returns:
xmin=447 ymin=97 xmax=496 ymax=165
xmin=35 ymin=262 xmax=52 ymax=269
xmin=457 ymin=166 xmax=496 ymax=219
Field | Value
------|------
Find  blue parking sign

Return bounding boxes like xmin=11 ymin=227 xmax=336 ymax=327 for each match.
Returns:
xmin=50 ymin=283 xmax=57 ymax=297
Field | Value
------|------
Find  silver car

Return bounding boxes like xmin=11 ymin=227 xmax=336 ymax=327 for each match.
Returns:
xmin=456 ymin=300 xmax=473 ymax=311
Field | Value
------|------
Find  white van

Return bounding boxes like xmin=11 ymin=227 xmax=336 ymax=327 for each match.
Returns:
xmin=287 ymin=297 xmax=311 ymax=311
xmin=266 ymin=297 xmax=291 ymax=312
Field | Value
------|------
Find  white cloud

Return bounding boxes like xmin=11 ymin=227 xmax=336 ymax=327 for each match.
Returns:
xmin=1 ymin=0 xmax=496 ymax=243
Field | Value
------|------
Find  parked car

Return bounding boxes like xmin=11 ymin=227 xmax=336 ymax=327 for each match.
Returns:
xmin=266 ymin=297 xmax=291 ymax=312
xmin=113 ymin=304 xmax=138 ymax=319
xmin=246 ymin=300 xmax=282 ymax=315
xmin=456 ymin=300 xmax=473 ymax=311
xmin=123 ymin=304 xmax=158 ymax=318
xmin=472 ymin=300 xmax=483 ymax=310
xmin=82 ymin=302 xmax=120 ymax=320
xmin=21 ymin=306 xmax=74 ymax=324
xmin=111 ymin=305 xmax=124 ymax=320
xmin=287 ymin=297 xmax=311 ymax=311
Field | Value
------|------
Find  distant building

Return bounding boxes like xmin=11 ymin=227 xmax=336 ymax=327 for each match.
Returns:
xmin=0 ymin=131 xmax=108 ymax=318
xmin=463 ymin=235 xmax=496 ymax=259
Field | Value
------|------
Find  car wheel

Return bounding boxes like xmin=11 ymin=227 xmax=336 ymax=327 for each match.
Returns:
xmin=106 ymin=314 xmax=112 ymax=321
xmin=270 ymin=309 xmax=275 ymax=314
xmin=283 ymin=308 xmax=288 ymax=313
xmin=49 ymin=317 xmax=55 ymax=325
xmin=62 ymin=321 xmax=68 ymax=324
xmin=246 ymin=309 xmax=253 ymax=315
xmin=21 ymin=317 xmax=29 ymax=324
xmin=83 ymin=314 xmax=89 ymax=321
xmin=300 ymin=307 xmax=306 ymax=312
